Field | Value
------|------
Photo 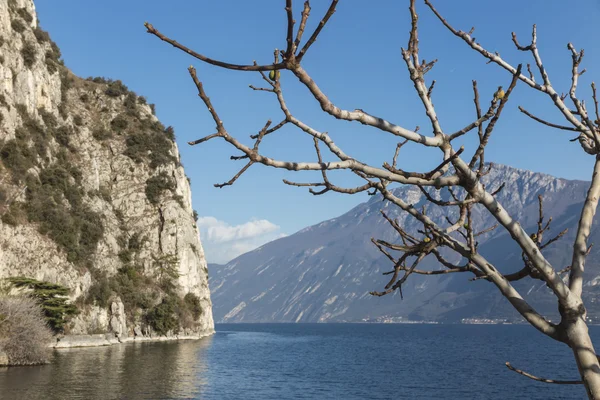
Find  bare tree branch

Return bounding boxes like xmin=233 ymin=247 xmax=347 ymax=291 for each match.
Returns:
xmin=294 ymin=1 xmax=311 ymax=50
xmin=424 ymin=1 xmax=596 ymax=141
xmin=518 ymin=106 xmax=579 ymax=132
xmin=144 ymin=23 xmax=286 ymax=72
xmin=296 ymin=0 xmax=339 ymax=61
xmin=505 ymin=362 xmax=582 ymax=385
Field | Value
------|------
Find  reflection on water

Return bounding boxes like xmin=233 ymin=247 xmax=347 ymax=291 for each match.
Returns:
xmin=0 ymin=336 xmax=213 ymax=400
xmin=0 ymin=324 xmax=593 ymax=399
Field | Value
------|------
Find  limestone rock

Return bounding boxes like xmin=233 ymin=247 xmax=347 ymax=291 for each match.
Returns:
xmin=0 ymin=0 xmax=214 ymax=337
xmin=0 ymin=351 xmax=8 ymax=366
xmin=109 ymin=299 xmax=127 ymax=336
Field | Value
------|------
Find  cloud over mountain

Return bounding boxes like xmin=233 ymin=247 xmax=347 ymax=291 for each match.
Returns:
xmin=198 ymin=217 xmax=286 ymax=263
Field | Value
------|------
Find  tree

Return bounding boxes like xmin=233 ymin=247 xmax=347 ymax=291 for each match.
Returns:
xmin=145 ymin=1 xmax=600 ymax=397
xmin=8 ymin=277 xmax=78 ymax=333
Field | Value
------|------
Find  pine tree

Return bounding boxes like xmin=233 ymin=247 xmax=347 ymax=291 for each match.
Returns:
xmin=7 ymin=277 xmax=78 ymax=333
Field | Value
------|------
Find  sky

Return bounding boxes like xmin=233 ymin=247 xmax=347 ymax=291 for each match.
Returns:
xmin=33 ymin=0 xmax=600 ymax=263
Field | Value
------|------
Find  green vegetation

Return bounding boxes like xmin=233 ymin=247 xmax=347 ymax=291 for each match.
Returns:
xmin=82 ymin=77 xmax=178 ymax=178
xmin=38 ymin=28 xmax=63 ymax=74
xmin=124 ymin=92 xmax=137 ymax=114
xmin=153 ymin=253 xmax=180 ymax=292
xmin=16 ymin=7 xmax=33 ymax=23
xmin=110 ymin=114 xmax=128 ymax=132
xmin=125 ymin=122 xmax=178 ymax=169
xmin=58 ymin=69 xmax=73 ymax=118
xmin=164 ymin=126 xmax=175 ymax=141
xmin=45 ymin=51 xmax=58 ymax=74
xmin=183 ymin=293 xmax=203 ymax=320
xmin=145 ymin=292 xmax=203 ymax=335
xmin=145 ymin=297 xmax=178 ymax=335
xmin=92 ymin=127 xmax=112 ymax=141
xmin=21 ymin=41 xmax=36 ymax=67
xmin=107 ymin=265 xmax=154 ymax=313
xmin=145 ymin=172 xmax=176 ymax=205
xmin=0 ymin=107 xmax=104 ymax=264
xmin=84 ymin=244 xmax=201 ymax=334
xmin=85 ymin=271 xmax=112 ymax=308
xmin=33 ymin=26 xmax=50 ymax=43
xmin=105 ymin=80 xmax=129 ymax=97
xmin=26 ymin=163 xmax=104 ymax=264
xmin=7 ymin=277 xmax=78 ymax=333
xmin=11 ymin=19 xmax=26 ymax=33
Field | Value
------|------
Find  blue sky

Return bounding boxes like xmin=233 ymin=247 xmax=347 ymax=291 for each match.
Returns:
xmin=35 ymin=0 xmax=600 ymax=263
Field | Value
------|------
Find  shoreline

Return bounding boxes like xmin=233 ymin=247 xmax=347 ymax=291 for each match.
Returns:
xmin=52 ymin=330 xmax=215 ymax=349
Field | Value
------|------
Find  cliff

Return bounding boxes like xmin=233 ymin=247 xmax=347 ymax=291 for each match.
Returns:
xmin=0 ymin=0 xmax=214 ymax=339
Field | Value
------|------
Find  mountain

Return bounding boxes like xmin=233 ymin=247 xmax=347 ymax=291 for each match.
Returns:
xmin=209 ymin=164 xmax=600 ymax=324
xmin=0 ymin=0 xmax=213 ymax=338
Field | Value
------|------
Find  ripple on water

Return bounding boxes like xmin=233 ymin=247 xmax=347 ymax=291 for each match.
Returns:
xmin=0 ymin=324 xmax=593 ymax=399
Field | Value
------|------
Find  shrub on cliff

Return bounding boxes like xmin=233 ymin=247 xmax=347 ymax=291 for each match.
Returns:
xmin=0 ymin=295 xmax=52 ymax=365
xmin=124 ymin=124 xmax=178 ymax=169
xmin=183 ymin=293 xmax=203 ymax=320
xmin=145 ymin=172 xmax=176 ymax=205
xmin=21 ymin=41 xmax=37 ymax=68
xmin=105 ymin=80 xmax=129 ymax=97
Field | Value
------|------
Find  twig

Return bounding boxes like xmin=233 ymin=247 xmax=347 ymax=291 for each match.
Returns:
xmin=518 ymin=107 xmax=579 ymax=132
xmin=296 ymin=0 xmax=339 ymax=60
xmin=145 ymin=23 xmax=286 ymax=71
xmin=505 ymin=362 xmax=582 ymax=385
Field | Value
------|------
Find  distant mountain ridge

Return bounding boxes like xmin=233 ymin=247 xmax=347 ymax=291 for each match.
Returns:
xmin=209 ymin=163 xmax=600 ymax=324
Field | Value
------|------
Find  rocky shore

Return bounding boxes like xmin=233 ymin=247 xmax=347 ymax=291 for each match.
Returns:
xmin=0 ymin=330 xmax=214 ymax=366
xmin=52 ymin=331 xmax=214 ymax=349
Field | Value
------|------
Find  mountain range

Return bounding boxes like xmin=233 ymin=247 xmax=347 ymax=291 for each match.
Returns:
xmin=208 ymin=163 xmax=600 ymax=324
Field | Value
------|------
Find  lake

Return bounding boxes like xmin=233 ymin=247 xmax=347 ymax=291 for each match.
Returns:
xmin=0 ymin=323 xmax=594 ymax=399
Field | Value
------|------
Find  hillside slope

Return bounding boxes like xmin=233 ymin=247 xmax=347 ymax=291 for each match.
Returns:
xmin=209 ymin=164 xmax=600 ymax=324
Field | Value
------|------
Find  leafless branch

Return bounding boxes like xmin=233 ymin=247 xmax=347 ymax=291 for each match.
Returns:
xmin=519 ymin=106 xmax=579 ymax=132
xmin=144 ymin=23 xmax=286 ymax=72
xmin=505 ymin=362 xmax=582 ymax=385
xmin=284 ymin=0 xmax=295 ymax=57
xmin=294 ymin=1 xmax=311 ymax=50
xmin=296 ymin=0 xmax=339 ymax=61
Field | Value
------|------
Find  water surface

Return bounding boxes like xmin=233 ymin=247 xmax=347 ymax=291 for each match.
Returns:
xmin=0 ymin=323 xmax=593 ymax=399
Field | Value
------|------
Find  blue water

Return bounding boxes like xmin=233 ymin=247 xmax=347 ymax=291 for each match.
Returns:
xmin=0 ymin=323 xmax=593 ymax=399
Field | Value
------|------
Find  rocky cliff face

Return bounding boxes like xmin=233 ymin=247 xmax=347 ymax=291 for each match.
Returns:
xmin=0 ymin=0 xmax=213 ymax=337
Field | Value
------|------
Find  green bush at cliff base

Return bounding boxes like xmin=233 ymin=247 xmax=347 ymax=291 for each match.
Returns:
xmin=145 ymin=297 xmax=179 ymax=335
xmin=85 ymin=261 xmax=203 ymax=333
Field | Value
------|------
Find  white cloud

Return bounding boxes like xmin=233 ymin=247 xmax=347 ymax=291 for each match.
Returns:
xmin=197 ymin=216 xmax=287 ymax=264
